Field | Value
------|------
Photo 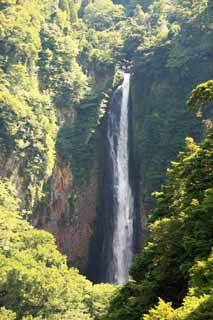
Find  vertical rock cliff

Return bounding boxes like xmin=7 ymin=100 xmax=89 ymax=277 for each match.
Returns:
xmin=35 ymin=156 xmax=98 ymax=273
xmin=34 ymin=71 xmax=113 ymax=274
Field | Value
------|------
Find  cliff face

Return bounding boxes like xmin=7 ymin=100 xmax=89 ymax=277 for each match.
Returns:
xmin=130 ymin=6 xmax=213 ymax=249
xmin=35 ymin=156 xmax=97 ymax=273
xmin=34 ymin=68 xmax=112 ymax=273
xmin=87 ymin=88 xmax=123 ymax=283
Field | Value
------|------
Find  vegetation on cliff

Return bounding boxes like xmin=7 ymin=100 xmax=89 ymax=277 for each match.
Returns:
xmin=0 ymin=0 xmax=88 ymax=208
xmin=130 ymin=0 xmax=212 ymax=215
xmin=0 ymin=0 xmax=212 ymax=319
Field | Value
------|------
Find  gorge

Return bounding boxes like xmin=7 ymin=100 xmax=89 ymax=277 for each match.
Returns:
xmin=0 ymin=1 xmax=212 ymax=319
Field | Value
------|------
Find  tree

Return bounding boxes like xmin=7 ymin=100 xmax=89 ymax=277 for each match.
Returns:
xmin=0 ymin=307 xmax=16 ymax=320
xmin=0 ymin=180 xmax=116 ymax=319
xmin=187 ymin=80 xmax=213 ymax=115
xmin=83 ymin=0 xmax=125 ymax=31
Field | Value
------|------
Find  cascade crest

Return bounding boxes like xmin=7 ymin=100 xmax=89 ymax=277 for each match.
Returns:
xmin=107 ymin=73 xmax=134 ymax=284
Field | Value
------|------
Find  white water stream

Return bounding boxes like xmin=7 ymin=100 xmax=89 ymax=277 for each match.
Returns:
xmin=107 ymin=73 xmax=134 ymax=284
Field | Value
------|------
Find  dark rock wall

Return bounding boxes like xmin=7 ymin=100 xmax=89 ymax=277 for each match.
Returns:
xmin=131 ymin=42 xmax=213 ymax=251
xmin=87 ymin=87 xmax=123 ymax=283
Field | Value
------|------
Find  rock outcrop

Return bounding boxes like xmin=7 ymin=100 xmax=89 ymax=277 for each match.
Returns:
xmin=36 ymin=156 xmax=97 ymax=273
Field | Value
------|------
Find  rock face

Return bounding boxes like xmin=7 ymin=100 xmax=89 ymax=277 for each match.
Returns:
xmin=130 ymin=22 xmax=213 ymax=251
xmin=50 ymin=157 xmax=73 ymax=227
xmin=36 ymin=156 xmax=97 ymax=273
xmin=87 ymin=87 xmax=124 ymax=283
xmin=34 ymin=69 xmax=113 ymax=276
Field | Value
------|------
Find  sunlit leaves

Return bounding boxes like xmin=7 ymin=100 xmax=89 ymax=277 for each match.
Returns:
xmin=187 ymin=80 xmax=213 ymax=116
xmin=83 ymin=0 xmax=125 ymax=31
xmin=0 ymin=180 xmax=116 ymax=319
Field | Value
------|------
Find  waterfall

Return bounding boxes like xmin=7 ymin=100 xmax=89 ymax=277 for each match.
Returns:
xmin=107 ymin=73 xmax=134 ymax=284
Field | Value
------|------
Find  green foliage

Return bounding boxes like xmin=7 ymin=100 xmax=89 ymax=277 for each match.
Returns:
xmin=74 ymin=20 xmax=123 ymax=71
xmin=0 ymin=1 xmax=59 ymax=210
xmin=52 ymin=310 xmax=93 ymax=320
xmin=187 ymin=80 xmax=213 ymax=115
xmin=178 ymin=294 xmax=213 ymax=320
xmin=0 ymin=307 xmax=16 ymax=320
xmin=106 ymin=125 xmax=213 ymax=319
xmin=189 ymin=248 xmax=213 ymax=296
xmin=143 ymin=299 xmax=175 ymax=320
xmin=83 ymin=0 xmax=125 ymax=31
xmin=143 ymin=268 xmax=213 ymax=320
xmin=0 ymin=80 xmax=57 ymax=209
xmin=39 ymin=11 xmax=89 ymax=107
xmin=166 ymin=1 xmax=211 ymax=68
xmin=129 ymin=0 xmax=212 ymax=220
xmin=89 ymin=284 xmax=117 ymax=319
xmin=113 ymin=69 xmax=124 ymax=88
xmin=0 ymin=1 xmax=43 ymax=66
xmin=0 ymin=180 xmax=116 ymax=319
xmin=0 ymin=0 xmax=93 ymax=210
xmin=56 ymin=95 xmax=98 ymax=185
xmin=56 ymin=73 xmax=115 ymax=185
xmin=114 ymin=0 xmax=210 ymax=62
xmin=143 ymin=295 xmax=213 ymax=320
